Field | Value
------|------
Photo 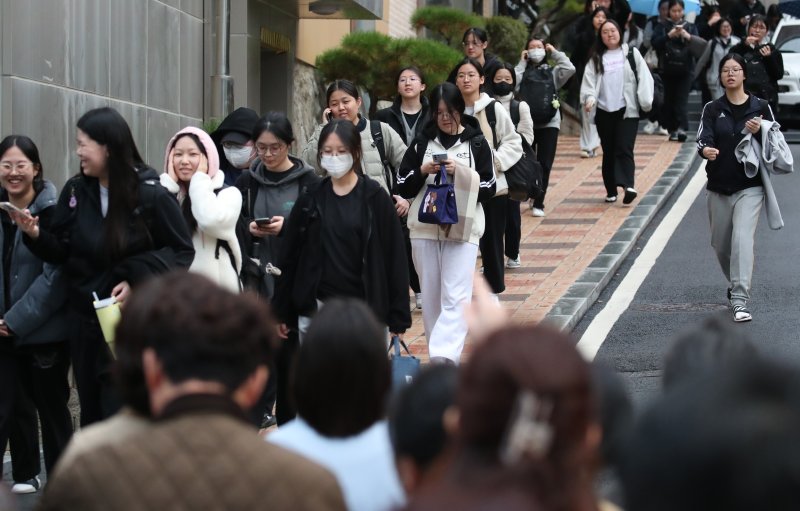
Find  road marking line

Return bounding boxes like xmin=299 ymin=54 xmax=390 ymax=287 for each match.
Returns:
xmin=576 ymin=161 xmax=707 ymax=361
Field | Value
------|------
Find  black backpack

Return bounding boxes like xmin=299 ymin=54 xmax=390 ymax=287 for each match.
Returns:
xmin=519 ymin=65 xmax=558 ymax=124
xmin=370 ymin=120 xmax=396 ymax=194
xmin=484 ymin=102 xmax=545 ymax=202
xmin=661 ymin=37 xmax=692 ymax=75
xmin=628 ymin=48 xmax=664 ymax=117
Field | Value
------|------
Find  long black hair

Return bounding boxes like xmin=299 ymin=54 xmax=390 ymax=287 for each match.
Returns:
xmin=76 ymin=107 xmax=145 ymax=260
xmin=0 ymin=135 xmax=45 ymax=194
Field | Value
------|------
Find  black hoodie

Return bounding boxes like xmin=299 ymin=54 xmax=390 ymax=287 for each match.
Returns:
xmin=25 ymin=167 xmax=195 ymax=315
xmin=211 ymin=107 xmax=260 ymax=186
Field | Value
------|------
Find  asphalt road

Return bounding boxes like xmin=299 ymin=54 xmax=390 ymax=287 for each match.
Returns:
xmin=574 ymin=141 xmax=800 ymax=411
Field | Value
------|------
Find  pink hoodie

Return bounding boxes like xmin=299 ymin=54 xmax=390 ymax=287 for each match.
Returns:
xmin=163 ymin=126 xmax=221 ymax=181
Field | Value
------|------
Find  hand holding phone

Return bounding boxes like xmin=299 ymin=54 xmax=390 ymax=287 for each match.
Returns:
xmin=255 ymin=217 xmax=273 ymax=227
xmin=0 ymin=202 xmax=24 ymax=215
xmin=432 ymin=153 xmax=448 ymax=164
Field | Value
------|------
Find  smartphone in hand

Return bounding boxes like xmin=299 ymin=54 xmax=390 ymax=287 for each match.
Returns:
xmin=0 ymin=202 xmax=24 ymax=215
xmin=432 ymin=153 xmax=448 ymax=164
xmin=255 ymin=217 xmax=273 ymax=227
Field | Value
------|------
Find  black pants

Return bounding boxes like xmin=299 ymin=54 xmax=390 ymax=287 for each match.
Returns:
xmin=0 ymin=342 xmax=72 ymax=482
xmin=71 ymin=315 xmax=120 ymax=427
xmin=661 ymin=74 xmax=692 ymax=132
xmin=250 ymin=329 xmax=299 ymax=427
xmin=10 ymin=343 xmax=72 ymax=480
xmin=595 ymin=108 xmax=639 ymax=197
xmin=532 ymin=127 xmax=560 ymax=209
xmin=402 ymin=221 xmax=420 ymax=294
xmin=504 ymin=200 xmax=521 ymax=260
xmin=479 ymin=194 xmax=508 ymax=294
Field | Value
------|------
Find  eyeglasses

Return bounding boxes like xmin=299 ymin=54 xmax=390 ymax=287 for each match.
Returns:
xmin=0 ymin=161 xmax=32 ymax=172
xmin=398 ymin=76 xmax=420 ymax=84
xmin=255 ymin=143 xmax=286 ymax=155
xmin=721 ymin=67 xmax=744 ymax=75
xmin=462 ymin=40 xmax=482 ymax=48
xmin=456 ymin=72 xmax=479 ymax=81
xmin=436 ymin=111 xmax=455 ymax=120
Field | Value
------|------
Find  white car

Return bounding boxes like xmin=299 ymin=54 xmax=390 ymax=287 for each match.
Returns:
xmin=773 ymin=19 xmax=800 ymax=126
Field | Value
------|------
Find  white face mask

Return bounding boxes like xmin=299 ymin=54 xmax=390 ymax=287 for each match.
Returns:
xmin=528 ymin=49 xmax=546 ymax=64
xmin=223 ymin=146 xmax=254 ymax=169
xmin=321 ymin=154 xmax=353 ymax=179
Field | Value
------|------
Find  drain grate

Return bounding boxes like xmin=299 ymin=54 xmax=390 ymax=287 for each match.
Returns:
xmin=630 ymin=303 xmax=728 ymax=313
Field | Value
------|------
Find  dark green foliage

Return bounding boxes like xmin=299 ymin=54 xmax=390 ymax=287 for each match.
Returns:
xmin=486 ymin=16 xmax=528 ymax=65
xmin=316 ymin=32 xmax=461 ymax=110
xmin=411 ymin=6 xmax=484 ymax=47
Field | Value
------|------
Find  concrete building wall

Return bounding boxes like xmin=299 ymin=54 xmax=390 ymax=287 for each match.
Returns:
xmin=0 ymin=0 xmax=205 ymax=188
xmin=387 ymin=0 xmax=418 ymax=38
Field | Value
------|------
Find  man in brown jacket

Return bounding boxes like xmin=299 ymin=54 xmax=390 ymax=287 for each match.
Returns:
xmin=37 ymin=272 xmax=346 ymax=511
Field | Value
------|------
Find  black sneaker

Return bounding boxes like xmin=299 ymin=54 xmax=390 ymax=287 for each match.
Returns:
xmin=260 ymin=413 xmax=277 ymax=429
xmin=623 ymin=187 xmax=638 ymax=204
xmin=733 ymin=305 xmax=752 ymax=322
xmin=669 ymin=131 xmax=679 ymax=141
xmin=677 ymin=130 xmax=687 ymax=142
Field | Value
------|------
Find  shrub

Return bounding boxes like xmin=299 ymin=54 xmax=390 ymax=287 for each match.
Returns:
xmin=486 ymin=16 xmax=529 ymax=64
xmin=411 ymin=6 xmax=484 ymax=48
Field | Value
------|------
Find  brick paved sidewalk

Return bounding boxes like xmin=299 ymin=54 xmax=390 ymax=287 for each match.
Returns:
xmin=405 ymin=133 xmax=683 ymax=362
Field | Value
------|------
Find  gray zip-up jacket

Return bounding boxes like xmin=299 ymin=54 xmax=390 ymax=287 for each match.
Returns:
xmin=2 ymin=181 xmax=70 ymax=345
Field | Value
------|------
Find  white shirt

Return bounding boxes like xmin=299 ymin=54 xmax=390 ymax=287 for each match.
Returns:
xmin=267 ymin=418 xmax=405 ymax=511
xmin=599 ymin=48 xmax=626 ymax=113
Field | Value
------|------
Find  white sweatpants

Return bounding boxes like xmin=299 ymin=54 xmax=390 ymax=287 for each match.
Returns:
xmin=580 ymin=107 xmax=600 ymax=152
xmin=412 ymin=239 xmax=478 ymax=363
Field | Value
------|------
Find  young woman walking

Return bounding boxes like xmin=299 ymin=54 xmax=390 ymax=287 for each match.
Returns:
xmin=455 ymin=58 xmax=523 ymax=297
xmin=515 ymin=36 xmax=576 ymax=217
xmin=581 ymin=20 xmax=653 ymax=204
xmin=396 ymin=82 xmax=496 ymax=363
xmin=276 ymin=120 xmax=410 ymax=341
xmin=11 ymin=107 xmax=194 ymax=426
xmin=696 ymin=53 xmax=775 ymax=322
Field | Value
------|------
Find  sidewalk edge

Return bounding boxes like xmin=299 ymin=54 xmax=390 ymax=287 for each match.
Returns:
xmin=543 ymin=141 xmax=701 ymax=332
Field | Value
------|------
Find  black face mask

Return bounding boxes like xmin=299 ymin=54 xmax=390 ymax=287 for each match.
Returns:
xmin=493 ymin=82 xmax=514 ymax=96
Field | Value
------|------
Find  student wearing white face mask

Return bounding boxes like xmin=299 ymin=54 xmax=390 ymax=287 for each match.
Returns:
xmin=274 ymin=120 xmax=411 ymax=343
xmin=211 ymin=107 xmax=259 ymax=186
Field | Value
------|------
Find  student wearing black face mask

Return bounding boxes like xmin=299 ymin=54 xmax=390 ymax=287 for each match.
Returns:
xmin=515 ymin=38 xmax=576 ymax=218
xmin=489 ymin=63 xmax=533 ymax=270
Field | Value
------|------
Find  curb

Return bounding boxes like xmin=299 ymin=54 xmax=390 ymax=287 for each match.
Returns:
xmin=544 ymin=140 xmax=701 ymax=332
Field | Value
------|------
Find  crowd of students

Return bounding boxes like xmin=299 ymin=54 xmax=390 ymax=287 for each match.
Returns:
xmin=0 ymin=0 xmax=787 ymax=500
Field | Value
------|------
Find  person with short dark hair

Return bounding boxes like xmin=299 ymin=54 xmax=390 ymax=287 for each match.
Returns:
xmin=622 ymin=359 xmax=800 ymax=511
xmin=388 ymin=364 xmax=458 ymax=496
xmin=446 ymin=28 xmax=503 ymax=90
xmin=211 ymin=107 xmax=259 ymax=186
xmin=39 ymin=272 xmax=347 ymax=511
xmin=268 ymin=298 xmax=405 ymax=511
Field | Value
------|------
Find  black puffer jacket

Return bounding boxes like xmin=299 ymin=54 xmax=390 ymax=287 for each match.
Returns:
xmin=25 ymin=167 xmax=195 ymax=315
xmin=273 ymin=176 xmax=411 ymax=333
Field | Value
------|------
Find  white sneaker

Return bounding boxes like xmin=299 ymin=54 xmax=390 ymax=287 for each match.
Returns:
xmin=531 ymin=207 xmax=545 ymax=217
xmin=415 ymin=293 xmax=422 ymax=310
xmin=580 ymin=149 xmax=595 ymax=158
xmin=656 ymin=126 xmax=669 ymax=136
xmin=12 ymin=477 xmax=41 ymax=494
xmin=506 ymin=256 xmax=521 ymax=269
xmin=643 ymin=120 xmax=657 ymax=134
